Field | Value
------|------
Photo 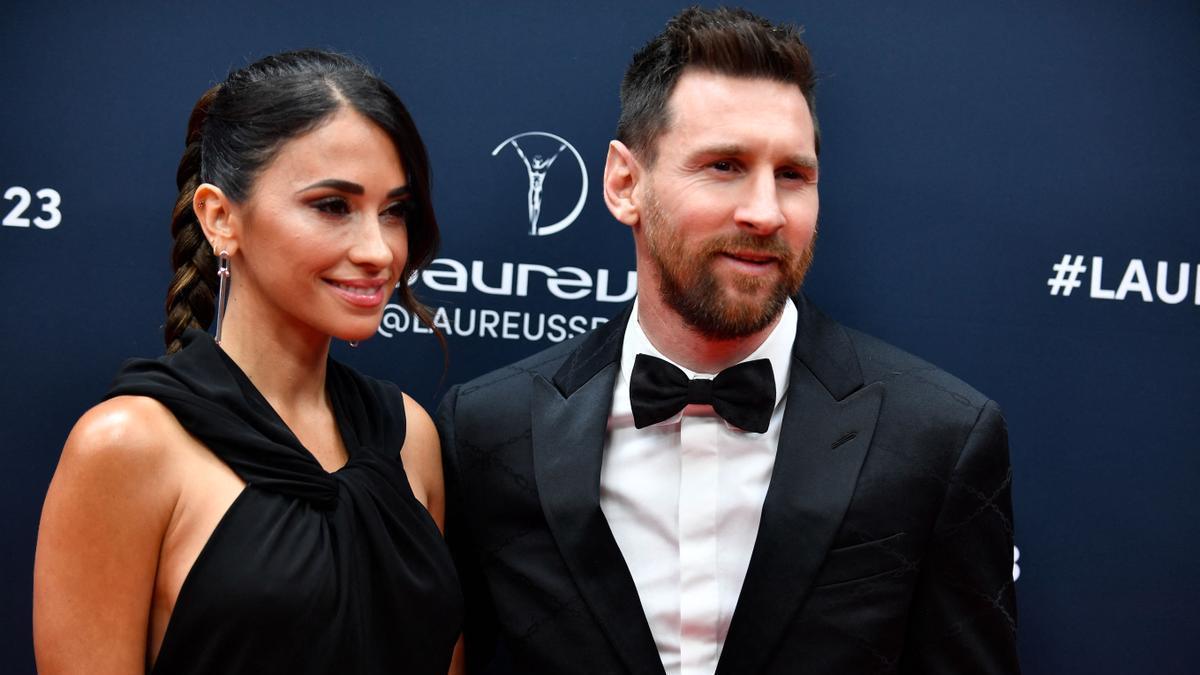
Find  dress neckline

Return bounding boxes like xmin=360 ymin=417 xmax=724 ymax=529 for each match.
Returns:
xmin=212 ymin=343 xmax=358 ymax=475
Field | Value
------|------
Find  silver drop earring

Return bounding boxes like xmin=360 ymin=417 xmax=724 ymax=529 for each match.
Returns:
xmin=214 ymin=250 xmax=231 ymax=345
xmin=348 ymin=340 xmax=359 ymax=348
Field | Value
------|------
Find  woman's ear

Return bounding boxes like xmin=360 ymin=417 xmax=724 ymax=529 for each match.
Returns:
xmin=193 ymin=183 xmax=238 ymax=256
xmin=603 ymin=140 xmax=642 ymax=228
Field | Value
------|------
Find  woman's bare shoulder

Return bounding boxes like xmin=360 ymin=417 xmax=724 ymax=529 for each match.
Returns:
xmin=60 ymin=395 xmax=188 ymax=477
xmin=33 ymin=396 xmax=195 ymax=672
xmin=400 ymin=394 xmax=438 ymax=453
xmin=399 ymin=394 xmax=446 ymax=528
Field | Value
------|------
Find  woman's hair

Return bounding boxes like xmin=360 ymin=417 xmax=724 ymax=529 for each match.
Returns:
xmin=164 ymin=49 xmax=439 ymax=353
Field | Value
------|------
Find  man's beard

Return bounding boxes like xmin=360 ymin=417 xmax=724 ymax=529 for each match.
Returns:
xmin=642 ymin=193 xmax=815 ymax=340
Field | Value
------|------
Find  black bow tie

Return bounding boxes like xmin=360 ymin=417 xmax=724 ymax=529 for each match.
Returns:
xmin=629 ymin=354 xmax=776 ymax=433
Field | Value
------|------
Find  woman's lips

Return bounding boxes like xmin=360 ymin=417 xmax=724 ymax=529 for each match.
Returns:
xmin=324 ymin=278 xmax=389 ymax=307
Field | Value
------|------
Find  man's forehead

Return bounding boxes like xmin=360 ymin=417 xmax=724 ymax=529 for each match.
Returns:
xmin=656 ymin=71 xmax=816 ymax=154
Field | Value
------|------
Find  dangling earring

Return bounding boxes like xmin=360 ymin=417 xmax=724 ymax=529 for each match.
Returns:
xmin=348 ymin=340 xmax=359 ymax=348
xmin=214 ymin=250 xmax=231 ymax=345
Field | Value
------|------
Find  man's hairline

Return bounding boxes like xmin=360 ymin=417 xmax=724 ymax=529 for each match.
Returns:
xmin=624 ymin=67 xmax=818 ymax=169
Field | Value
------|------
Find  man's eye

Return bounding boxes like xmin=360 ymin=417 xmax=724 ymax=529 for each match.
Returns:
xmin=778 ymin=167 xmax=816 ymax=183
xmin=711 ymin=160 xmax=735 ymax=172
xmin=312 ymin=197 xmax=351 ymax=215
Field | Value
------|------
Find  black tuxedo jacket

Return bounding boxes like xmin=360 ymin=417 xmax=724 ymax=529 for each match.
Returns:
xmin=437 ymin=295 xmax=1019 ymax=674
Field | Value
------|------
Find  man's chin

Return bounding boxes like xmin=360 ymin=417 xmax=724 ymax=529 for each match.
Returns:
xmin=678 ymin=294 xmax=789 ymax=340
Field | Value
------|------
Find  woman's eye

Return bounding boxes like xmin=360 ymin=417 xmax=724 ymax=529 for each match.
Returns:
xmin=312 ymin=197 xmax=351 ymax=215
xmin=382 ymin=201 xmax=414 ymax=223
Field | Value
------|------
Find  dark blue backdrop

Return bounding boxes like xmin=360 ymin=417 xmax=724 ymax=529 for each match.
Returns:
xmin=3 ymin=1 xmax=1197 ymax=672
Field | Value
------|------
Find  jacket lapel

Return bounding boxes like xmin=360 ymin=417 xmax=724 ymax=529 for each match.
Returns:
xmin=531 ymin=306 xmax=666 ymax=675
xmin=716 ymin=295 xmax=885 ymax=674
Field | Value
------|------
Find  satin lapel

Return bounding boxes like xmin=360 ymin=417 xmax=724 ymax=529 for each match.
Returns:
xmin=531 ymin=307 xmax=665 ymax=675
xmin=716 ymin=296 xmax=885 ymax=675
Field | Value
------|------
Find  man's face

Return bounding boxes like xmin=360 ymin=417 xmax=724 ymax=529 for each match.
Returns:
xmin=634 ymin=70 xmax=819 ymax=339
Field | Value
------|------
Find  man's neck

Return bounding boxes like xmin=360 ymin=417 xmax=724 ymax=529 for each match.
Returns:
xmin=635 ymin=293 xmax=781 ymax=374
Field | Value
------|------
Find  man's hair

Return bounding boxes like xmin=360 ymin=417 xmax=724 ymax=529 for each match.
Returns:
xmin=616 ymin=6 xmax=819 ymax=163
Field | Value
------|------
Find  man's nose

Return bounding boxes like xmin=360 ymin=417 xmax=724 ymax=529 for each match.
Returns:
xmin=734 ymin=171 xmax=786 ymax=234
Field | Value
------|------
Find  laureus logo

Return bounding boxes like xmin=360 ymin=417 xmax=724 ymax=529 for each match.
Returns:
xmin=491 ymin=131 xmax=588 ymax=236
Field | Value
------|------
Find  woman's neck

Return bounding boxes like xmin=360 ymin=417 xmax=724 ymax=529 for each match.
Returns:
xmin=216 ymin=295 xmax=331 ymax=416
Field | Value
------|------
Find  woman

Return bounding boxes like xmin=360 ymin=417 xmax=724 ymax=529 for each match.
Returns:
xmin=33 ymin=50 xmax=462 ymax=674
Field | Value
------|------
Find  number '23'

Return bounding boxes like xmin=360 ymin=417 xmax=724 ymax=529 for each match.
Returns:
xmin=3 ymin=187 xmax=62 ymax=230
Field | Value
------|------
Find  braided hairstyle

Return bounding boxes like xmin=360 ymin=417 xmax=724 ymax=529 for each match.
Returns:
xmin=164 ymin=49 xmax=440 ymax=353
xmin=165 ymin=87 xmax=220 ymax=354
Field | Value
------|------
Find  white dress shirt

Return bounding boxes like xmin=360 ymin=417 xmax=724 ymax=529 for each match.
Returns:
xmin=600 ymin=299 xmax=796 ymax=675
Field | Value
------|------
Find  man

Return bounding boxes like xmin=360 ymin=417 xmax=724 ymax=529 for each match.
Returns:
xmin=438 ymin=7 xmax=1019 ymax=674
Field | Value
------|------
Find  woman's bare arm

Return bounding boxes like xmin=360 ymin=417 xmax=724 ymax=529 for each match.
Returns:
xmin=33 ymin=396 xmax=180 ymax=674
xmin=400 ymin=394 xmax=447 ymax=532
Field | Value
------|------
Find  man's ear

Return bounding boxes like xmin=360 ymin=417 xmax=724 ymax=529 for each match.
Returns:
xmin=193 ymin=183 xmax=238 ymax=256
xmin=603 ymin=140 xmax=642 ymax=227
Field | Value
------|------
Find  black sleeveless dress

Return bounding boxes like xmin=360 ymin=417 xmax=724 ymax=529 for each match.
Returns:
xmin=105 ymin=329 xmax=462 ymax=674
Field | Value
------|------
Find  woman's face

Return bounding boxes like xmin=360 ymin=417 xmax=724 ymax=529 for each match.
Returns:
xmin=228 ymin=106 xmax=411 ymax=344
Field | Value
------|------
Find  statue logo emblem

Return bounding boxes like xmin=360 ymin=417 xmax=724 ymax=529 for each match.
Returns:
xmin=492 ymin=131 xmax=588 ymax=236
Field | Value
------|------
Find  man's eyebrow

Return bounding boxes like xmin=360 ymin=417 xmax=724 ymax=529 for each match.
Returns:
xmin=691 ymin=145 xmax=818 ymax=169
xmin=692 ymin=144 xmax=745 ymax=159
xmin=297 ymin=179 xmax=364 ymax=195
xmin=788 ymin=154 xmax=820 ymax=170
